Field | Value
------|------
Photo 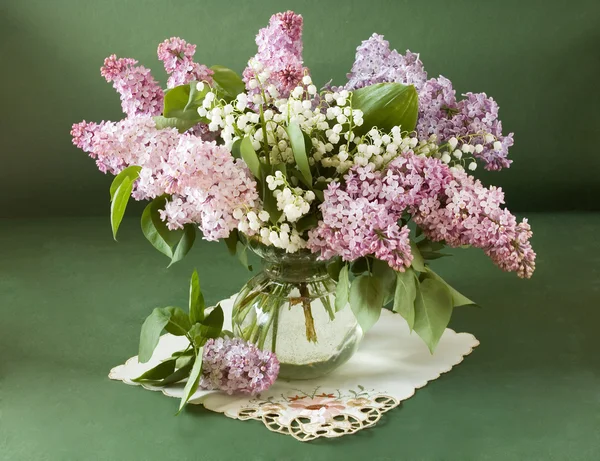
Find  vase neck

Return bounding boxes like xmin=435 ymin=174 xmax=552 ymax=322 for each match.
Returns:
xmin=262 ymin=257 xmax=329 ymax=283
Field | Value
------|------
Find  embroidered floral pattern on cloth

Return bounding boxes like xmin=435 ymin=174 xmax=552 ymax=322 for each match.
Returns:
xmin=109 ymin=296 xmax=479 ymax=441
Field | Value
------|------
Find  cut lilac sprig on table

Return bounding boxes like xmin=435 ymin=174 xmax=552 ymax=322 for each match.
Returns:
xmin=200 ymin=338 xmax=279 ymax=395
xmin=132 ymin=270 xmax=280 ymax=412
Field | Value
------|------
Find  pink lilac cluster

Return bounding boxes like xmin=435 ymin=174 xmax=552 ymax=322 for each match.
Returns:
xmin=307 ymin=167 xmax=414 ymax=272
xmin=411 ymin=167 xmax=535 ymax=278
xmin=309 ymin=152 xmax=535 ymax=278
xmin=157 ymin=37 xmax=214 ymax=89
xmin=199 ymin=338 xmax=280 ymax=395
xmin=345 ymin=34 xmax=427 ymax=91
xmin=417 ymin=78 xmax=514 ymax=170
xmin=243 ymin=11 xmax=307 ymax=98
xmin=100 ymin=55 xmax=164 ymax=117
xmin=71 ymin=116 xmax=178 ymax=177
xmin=71 ymin=117 xmax=258 ymax=240
xmin=158 ymin=136 xmax=259 ymax=240
xmin=344 ymin=35 xmax=513 ymax=171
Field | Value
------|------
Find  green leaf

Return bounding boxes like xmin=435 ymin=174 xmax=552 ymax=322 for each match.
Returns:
xmin=141 ymin=197 xmax=195 ymax=266
xmin=153 ymin=115 xmax=198 ymax=133
xmin=187 ymin=324 xmax=205 ymax=347
xmin=141 ymin=196 xmax=182 ymax=257
xmin=110 ymin=166 xmax=142 ymax=201
xmin=350 ymin=274 xmax=384 ymax=331
xmin=236 ymin=241 xmax=253 ymax=271
xmin=138 ymin=307 xmax=172 ymax=363
xmin=410 ymin=240 xmax=426 ymax=272
xmin=335 ymin=264 xmax=350 ymax=312
xmin=240 ymin=136 xmax=261 ymax=180
xmin=295 ymin=213 xmax=318 ymax=233
xmin=423 ymin=268 xmax=477 ymax=307
xmin=110 ymin=176 xmax=135 ymax=241
xmin=159 ymin=361 xmax=194 ymax=386
xmin=168 ymin=224 xmax=196 ymax=267
xmin=262 ymin=181 xmax=283 ymax=225
xmin=351 ymin=82 xmax=419 ymax=135
xmin=132 ymin=358 xmax=176 ymax=383
xmin=413 ymin=278 xmax=453 ymax=353
xmin=286 ymin=123 xmax=312 ymax=187
xmin=326 ymin=257 xmax=343 ymax=282
xmin=189 ymin=269 xmax=205 ymax=324
xmin=351 ymin=257 xmax=369 ymax=275
xmin=210 ymin=65 xmax=245 ymax=99
xmin=372 ymin=259 xmax=397 ymax=305
xmin=178 ymin=353 xmax=203 ymax=413
xmin=162 ymin=306 xmax=192 ymax=336
xmin=163 ymin=82 xmax=207 ymax=121
xmin=220 ymin=329 xmax=234 ymax=338
xmin=417 ymin=239 xmax=446 ymax=253
xmin=393 ymin=268 xmax=418 ymax=330
xmin=174 ymin=351 xmax=194 ymax=369
xmin=224 ymin=230 xmax=238 ymax=256
xmin=230 ymin=138 xmax=242 ymax=159
xmin=199 ymin=305 xmax=224 ymax=340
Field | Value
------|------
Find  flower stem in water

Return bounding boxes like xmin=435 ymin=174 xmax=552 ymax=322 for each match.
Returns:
xmin=298 ymin=283 xmax=317 ymax=343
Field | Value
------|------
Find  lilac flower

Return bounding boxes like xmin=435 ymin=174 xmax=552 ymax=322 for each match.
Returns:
xmin=307 ymin=165 xmax=414 ymax=272
xmin=199 ymin=338 xmax=279 ymax=395
xmin=243 ymin=11 xmax=307 ymax=99
xmin=417 ymin=79 xmax=514 ymax=170
xmin=71 ymin=117 xmax=258 ymax=240
xmin=410 ymin=165 xmax=535 ymax=278
xmin=345 ymin=34 xmax=427 ymax=91
xmin=344 ymin=35 xmax=514 ymax=170
xmin=157 ymin=37 xmax=214 ymax=89
xmin=100 ymin=55 xmax=163 ymax=117
xmin=71 ymin=116 xmax=179 ymax=177
xmin=71 ymin=120 xmax=105 ymax=154
xmin=158 ymin=136 xmax=259 ymax=240
xmin=309 ymin=152 xmax=535 ymax=278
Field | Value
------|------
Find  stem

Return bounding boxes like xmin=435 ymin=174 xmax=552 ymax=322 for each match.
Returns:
xmin=259 ymin=105 xmax=270 ymax=167
xmin=298 ymin=283 xmax=317 ymax=343
xmin=317 ymin=280 xmax=335 ymax=321
xmin=271 ymin=302 xmax=279 ymax=352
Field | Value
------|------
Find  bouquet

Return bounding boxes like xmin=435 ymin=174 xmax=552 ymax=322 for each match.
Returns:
xmin=72 ymin=11 xmax=535 ymax=367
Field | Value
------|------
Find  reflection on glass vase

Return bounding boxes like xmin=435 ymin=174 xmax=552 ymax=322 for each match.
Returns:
xmin=232 ymin=238 xmax=363 ymax=380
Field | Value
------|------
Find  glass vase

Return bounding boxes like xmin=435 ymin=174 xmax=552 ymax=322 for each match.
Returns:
xmin=232 ymin=238 xmax=363 ymax=380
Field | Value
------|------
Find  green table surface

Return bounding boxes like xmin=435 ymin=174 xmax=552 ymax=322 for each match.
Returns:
xmin=1 ymin=213 xmax=599 ymax=461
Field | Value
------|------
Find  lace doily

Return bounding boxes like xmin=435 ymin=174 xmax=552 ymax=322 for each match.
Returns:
xmin=110 ymin=295 xmax=479 ymax=441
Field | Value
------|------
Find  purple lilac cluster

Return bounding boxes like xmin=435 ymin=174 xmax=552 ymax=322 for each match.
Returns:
xmin=307 ymin=164 xmax=415 ymax=272
xmin=199 ymin=338 xmax=280 ymax=395
xmin=345 ymin=34 xmax=513 ymax=170
xmin=71 ymin=117 xmax=258 ymax=240
xmin=417 ymin=78 xmax=514 ymax=170
xmin=345 ymin=34 xmax=427 ymax=91
xmin=100 ymin=55 xmax=164 ymax=117
xmin=157 ymin=37 xmax=214 ymax=89
xmin=243 ymin=11 xmax=307 ymax=98
xmin=309 ymin=152 xmax=535 ymax=278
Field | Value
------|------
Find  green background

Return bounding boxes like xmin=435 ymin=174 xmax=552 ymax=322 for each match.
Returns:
xmin=1 ymin=0 xmax=600 ymax=460
xmin=1 ymin=0 xmax=599 ymax=216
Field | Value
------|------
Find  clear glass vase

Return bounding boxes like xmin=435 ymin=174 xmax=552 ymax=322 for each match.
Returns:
xmin=232 ymin=238 xmax=363 ymax=380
